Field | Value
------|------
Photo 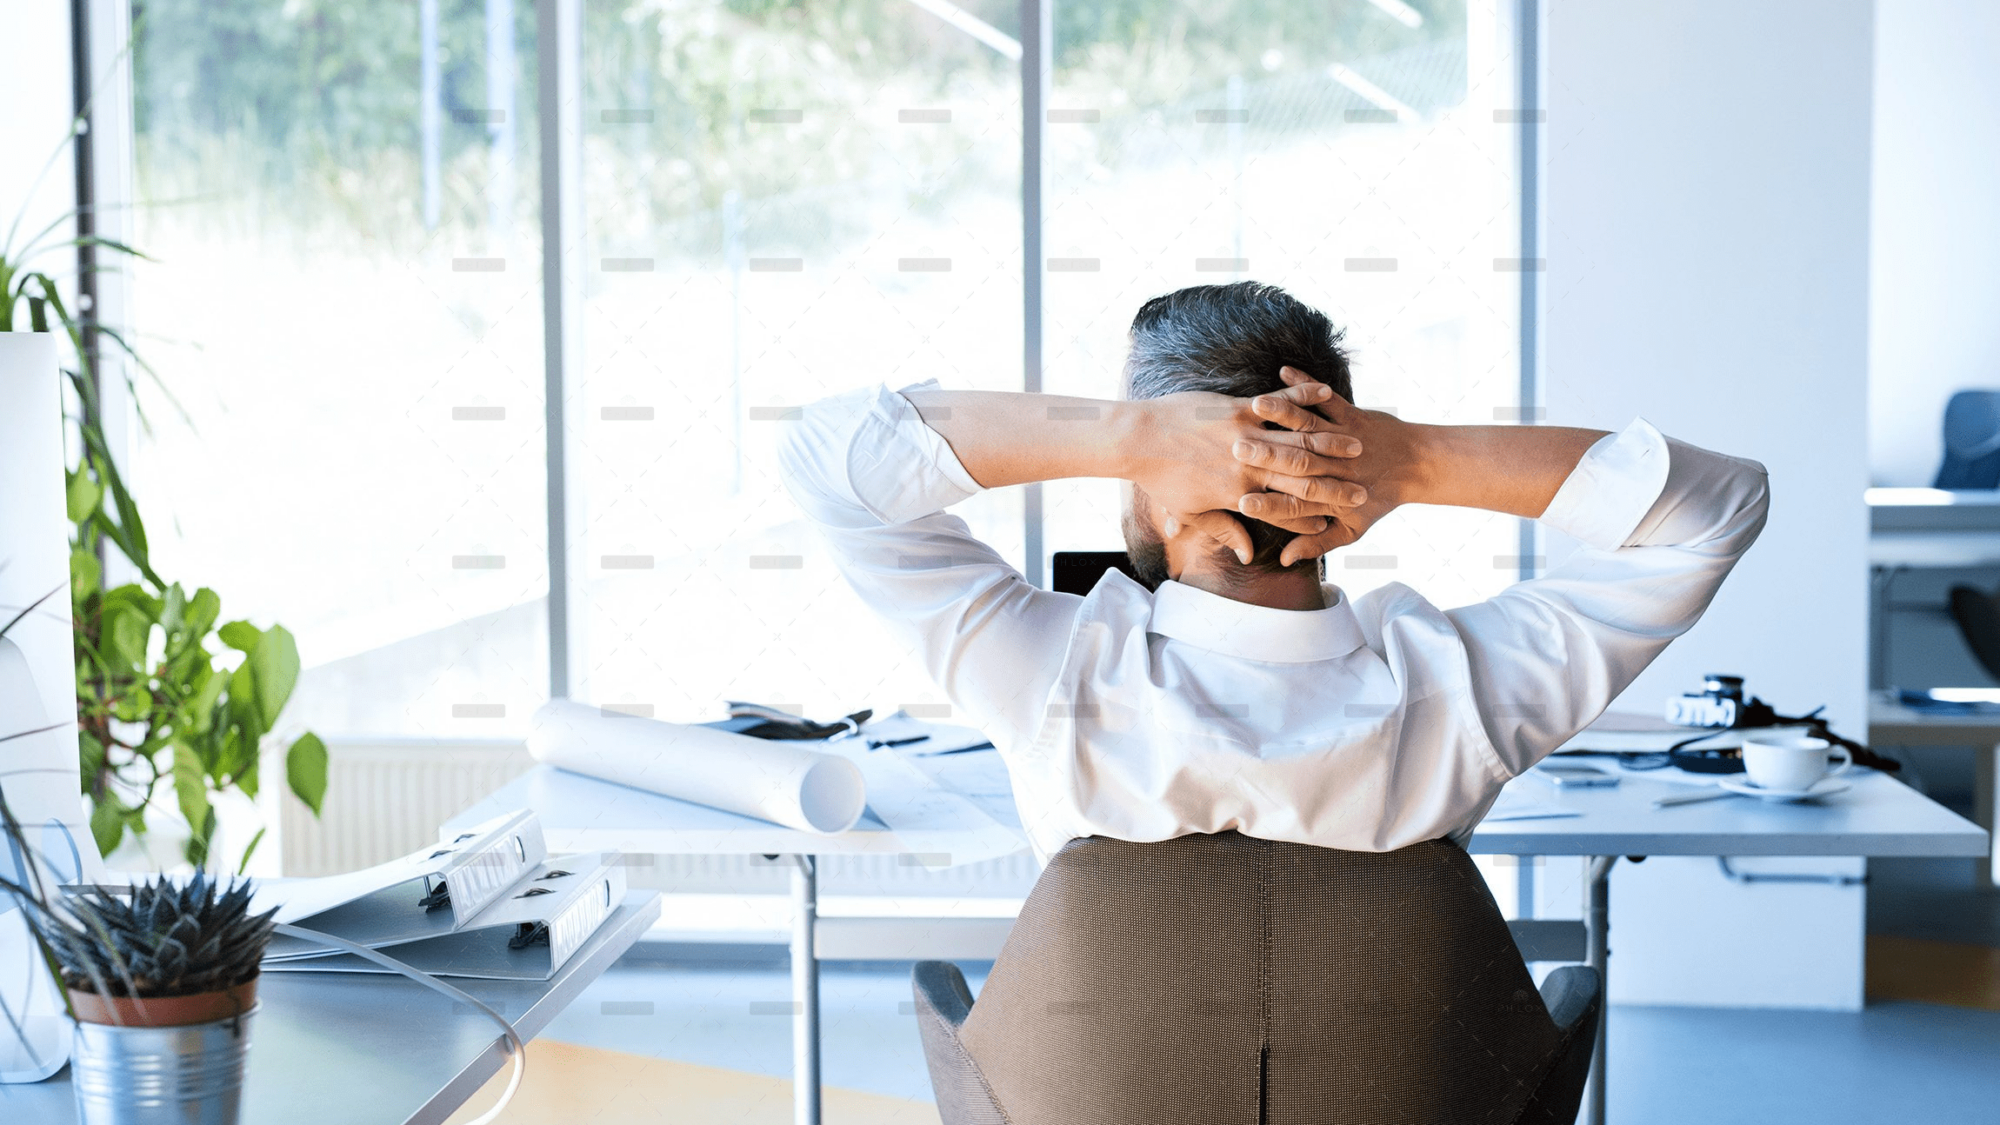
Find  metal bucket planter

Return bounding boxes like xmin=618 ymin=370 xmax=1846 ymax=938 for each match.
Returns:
xmin=67 ymin=982 xmax=258 ymax=1125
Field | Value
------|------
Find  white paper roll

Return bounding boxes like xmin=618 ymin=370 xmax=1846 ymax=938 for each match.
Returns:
xmin=526 ymin=700 xmax=867 ymax=834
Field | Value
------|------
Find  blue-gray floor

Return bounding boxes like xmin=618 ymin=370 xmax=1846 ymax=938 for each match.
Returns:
xmin=539 ymin=854 xmax=2000 ymax=1123
xmin=543 ymin=957 xmax=980 ymax=1105
xmin=540 ymin=957 xmax=2000 ymax=1124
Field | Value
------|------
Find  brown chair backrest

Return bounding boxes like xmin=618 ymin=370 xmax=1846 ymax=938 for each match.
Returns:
xmin=951 ymin=832 xmax=1578 ymax=1125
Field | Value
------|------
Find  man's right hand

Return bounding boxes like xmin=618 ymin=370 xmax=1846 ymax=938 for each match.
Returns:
xmin=1231 ymin=367 xmax=1427 ymax=565
xmin=1236 ymin=367 xmax=1613 ymax=565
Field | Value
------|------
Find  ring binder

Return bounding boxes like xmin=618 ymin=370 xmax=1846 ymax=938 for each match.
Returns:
xmin=255 ymin=811 xmax=625 ymax=981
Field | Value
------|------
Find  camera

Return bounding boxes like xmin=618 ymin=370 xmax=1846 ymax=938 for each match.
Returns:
xmin=1667 ymin=674 xmax=1746 ymax=728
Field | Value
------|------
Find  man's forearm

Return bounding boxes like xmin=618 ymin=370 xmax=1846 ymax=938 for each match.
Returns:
xmin=1403 ymin=424 xmax=1608 ymax=519
xmin=902 ymin=390 xmax=1140 ymax=489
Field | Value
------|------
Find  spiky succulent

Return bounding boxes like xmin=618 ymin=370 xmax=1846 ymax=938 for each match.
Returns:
xmin=29 ymin=872 xmax=276 ymax=999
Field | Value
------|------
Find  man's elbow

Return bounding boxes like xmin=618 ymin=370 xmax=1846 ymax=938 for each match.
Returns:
xmin=1733 ymin=461 xmax=1772 ymax=550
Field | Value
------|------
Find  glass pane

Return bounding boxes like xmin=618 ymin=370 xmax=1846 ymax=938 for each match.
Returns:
xmin=1043 ymin=0 xmax=1524 ymax=608
xmin=576 ymin=0 xmax=1023 ymax=722
xmin=129 ymin=0 xmax=548 ymax=736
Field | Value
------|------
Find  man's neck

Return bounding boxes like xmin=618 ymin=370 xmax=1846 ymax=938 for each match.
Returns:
xmin=1173 ymin=566 xmax=1328 ymax=611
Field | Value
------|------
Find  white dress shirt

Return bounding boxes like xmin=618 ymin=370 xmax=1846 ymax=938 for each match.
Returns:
xmin=778 ymin=382 xmax=1770 ymax=862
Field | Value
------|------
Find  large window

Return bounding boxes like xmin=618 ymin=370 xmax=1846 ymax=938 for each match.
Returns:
xmin=573 ymin=0 xmax=1022 ymax=720
xmin=129 ymin=0 xmax=549 ymax=736
xmin=115 ymin=0 xmax=1526 ymax=736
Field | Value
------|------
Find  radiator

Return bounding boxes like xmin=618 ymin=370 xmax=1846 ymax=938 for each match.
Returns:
xmin=277 ymin=739 xmax=536 ymax=877
xmin=276 ymin=739 xmax=1040 ymax=898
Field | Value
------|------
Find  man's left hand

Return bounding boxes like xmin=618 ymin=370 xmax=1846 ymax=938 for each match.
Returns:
xmin=1231 ymin=367 xmax=1423 ymax=565
xmin=1123 ymin=379 xmax=1369 ymax=562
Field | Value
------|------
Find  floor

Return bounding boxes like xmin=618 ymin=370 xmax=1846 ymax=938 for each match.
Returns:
xmin=452 ymin=857 xmax=2000 ymax=1125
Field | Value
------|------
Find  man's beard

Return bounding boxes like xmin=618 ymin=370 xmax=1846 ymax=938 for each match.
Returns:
xmin=1121 ymin=494 xmax=1170 ymax=591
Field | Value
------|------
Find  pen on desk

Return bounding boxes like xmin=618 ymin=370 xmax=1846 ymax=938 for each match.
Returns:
xmin=867 ymin=735 xmax=931 ymax=749
xmin=1652 ymin=789 xmax=1737 ymax=809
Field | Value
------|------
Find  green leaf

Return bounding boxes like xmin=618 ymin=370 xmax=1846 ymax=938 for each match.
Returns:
xmin=101 ymin=583 xmax=161 ymax=620
xmin=217 ymin=715 xmax=261 ymax=781
xmin=73 ymin=234 xmax=154 ymax=261
xmin=110 ymin=687 xmax=152 ymax=722
xmin=227 ymin=661 xmax=263 ymax=741
xmin=184 ymin=588 xmax=221 ymax=640
xmin=188 ymin=664 xmax=227 ymax=732
xmin=249 ymin=626 xmax=299 ymax=729
xmin=69 ymin=547 xmax=101 ymax=600
xmin=77 ymin=730 xmax=105 ymax=783
xmin=217 ymin=620 xmax=261 ymax=653
xmin=89 ymin=793 xmax=124 ymax=858
xmin=77 ymin=432 xmax=160 ymax=588
xmin=286 ymin=732 xmax=328 ymax=817
xmin=172 ymin=742 xmax=212 ymax=847
xmin=184 ymin=806 xmax=217 ymax=870
xmin=216 ymin=728 xmax=243 ymax=781
xmin=65 ymin=470 xmax=102 ymax=523
xmin=236 ymin=827 xmax=267 ymax=875
xmin=104 ymin=607 xmax=149 ymax=670
xmin=163 ymin=639 xmax=206 ymax=687
xmin=160 ymin=583 xmax=186 ymax=636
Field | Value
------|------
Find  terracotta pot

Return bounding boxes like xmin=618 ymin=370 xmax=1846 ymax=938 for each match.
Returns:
xmin=67 ymin=977 xmax=259 ymax=1028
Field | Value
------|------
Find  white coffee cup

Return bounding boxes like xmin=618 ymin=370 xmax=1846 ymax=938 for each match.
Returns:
xmin=1740 ymin=732 xmax=1850 ymax=792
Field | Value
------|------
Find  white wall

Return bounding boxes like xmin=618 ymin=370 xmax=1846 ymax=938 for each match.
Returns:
xmin=0 ymin=3 xmax=75 ymax=257
xmin=1543 ymin=0 xmax=1875 ymax=1008
xmin=0 ymin=0 xmax=78 ymax=743
xmin=1869 ymin=0 xmax=2000 ymax=487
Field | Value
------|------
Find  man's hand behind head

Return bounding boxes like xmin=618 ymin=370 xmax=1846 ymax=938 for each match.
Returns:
xmin=1124 ymin=378 xmax=1368 ymax=564
xmin=1233 ymin=367 xmax=1424 ymax=566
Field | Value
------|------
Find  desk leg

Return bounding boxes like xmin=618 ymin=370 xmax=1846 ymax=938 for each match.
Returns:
xmin=791 ymin=855 xmax=821 ymax=1125
xmin=1869 ymin=565 xmax=1895 ymax=690
xmin=1581 ymin=856 xmax=1616 ymax=1125
xmin=1979 ymin=744 xmax=1999 ymax=887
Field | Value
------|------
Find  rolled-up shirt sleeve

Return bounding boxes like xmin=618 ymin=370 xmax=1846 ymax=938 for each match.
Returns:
xmin=776 ymin=382 xmax=1081 ymax=745
xmin=1445 ymin=420 xmax=1771 ymax=775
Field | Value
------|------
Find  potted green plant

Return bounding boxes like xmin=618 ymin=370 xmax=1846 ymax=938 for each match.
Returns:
xmin=0 ymin=795 xmax=274 ymax=1124
xmin=3 ymin=110 xmax=328 ymax=874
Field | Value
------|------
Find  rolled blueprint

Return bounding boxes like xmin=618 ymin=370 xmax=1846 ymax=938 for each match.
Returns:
xmin=526 ymin=700 xmax=867 ymax=834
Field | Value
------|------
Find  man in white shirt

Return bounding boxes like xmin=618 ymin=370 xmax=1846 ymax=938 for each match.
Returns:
xmin=778 ymin=282 xmax=1768 ymax=863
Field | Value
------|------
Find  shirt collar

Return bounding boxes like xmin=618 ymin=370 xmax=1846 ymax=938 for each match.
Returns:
xmin=1145 ymin=578 xmax=1367 ymax=664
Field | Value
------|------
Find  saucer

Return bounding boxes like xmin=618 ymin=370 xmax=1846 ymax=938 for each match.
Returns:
xmin=1717 ymin=775 xmax=1850 ymax=804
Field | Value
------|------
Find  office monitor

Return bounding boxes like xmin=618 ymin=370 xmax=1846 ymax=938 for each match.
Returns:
xmin=1051 ymin=551 xmax=1138 ymax=597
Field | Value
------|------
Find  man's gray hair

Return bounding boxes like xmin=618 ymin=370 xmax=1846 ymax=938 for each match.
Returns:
xmin=1122 ymin=282 xmax=1353 ymax=574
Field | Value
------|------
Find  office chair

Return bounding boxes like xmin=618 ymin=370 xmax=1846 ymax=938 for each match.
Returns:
xmin=911 ymin=831 xmax=1601 ymax=1125
xmin=1933 ymin=390 xmax=2000 ymax=489
xmin=1947 ymin=584 xmax=2000 ymax=682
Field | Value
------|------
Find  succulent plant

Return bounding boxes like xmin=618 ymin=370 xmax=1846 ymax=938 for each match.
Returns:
xmin=27 ymin=872 xmax=276 ymax=999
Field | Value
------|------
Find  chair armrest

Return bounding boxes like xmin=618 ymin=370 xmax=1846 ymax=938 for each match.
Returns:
xmin=913 ymin=960 xmax=975 ymax=1029
xmin=1538 ymin=964 xmax=1600 ymax=1035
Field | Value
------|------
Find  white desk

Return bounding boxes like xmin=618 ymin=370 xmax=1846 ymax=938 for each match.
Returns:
xmin=1471 ymin=765 xmax=1984 ymax=1125
xmin=1867 ymin=690 xmax=2000 ymax=885
xmin=445 ymin=757 xmax=1023 ymax=1125
xmin=1869 ymin=531 xmax=2000 ymax=569
xmin=461 ymin=753 xmax=1985 ymax=1125
xmin=3 ymin=893 xmax=663 ymax=1125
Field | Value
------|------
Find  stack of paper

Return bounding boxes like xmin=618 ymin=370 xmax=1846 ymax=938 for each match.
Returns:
xmin=257 ymin=810 xmax=625 ymax=981
xmin=1554 ymin=711 xmax=1740 ymax=753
